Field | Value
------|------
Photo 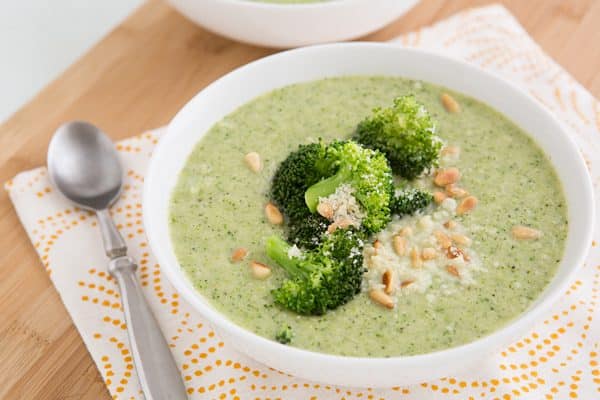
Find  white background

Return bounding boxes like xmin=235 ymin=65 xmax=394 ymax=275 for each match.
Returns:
xmin=0 ymin=0 xmax=143 ymax=123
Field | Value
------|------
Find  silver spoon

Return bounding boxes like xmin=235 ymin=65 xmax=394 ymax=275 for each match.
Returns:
xmin=47 ymin=121 xmax=187 ymax=400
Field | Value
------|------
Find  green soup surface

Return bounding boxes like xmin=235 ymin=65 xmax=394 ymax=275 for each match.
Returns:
xmin=169 ymin=76 xmax=567 ymax=357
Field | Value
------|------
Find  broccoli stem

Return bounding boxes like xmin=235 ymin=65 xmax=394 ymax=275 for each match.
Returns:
xmin=265 ymin=236 xmax=312 ymax=278
xmin=304 ymin=168 xmax=351 ymax=212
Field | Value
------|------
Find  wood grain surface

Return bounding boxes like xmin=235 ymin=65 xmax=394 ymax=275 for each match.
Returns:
xmin=1 ymin=0 xmax=599 ymax=398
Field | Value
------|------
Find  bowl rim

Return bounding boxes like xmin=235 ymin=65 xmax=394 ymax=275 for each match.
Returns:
xmin=143 ymin=42 xmax=594 ymax=371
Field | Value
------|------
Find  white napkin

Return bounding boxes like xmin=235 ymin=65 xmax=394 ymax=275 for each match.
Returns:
xmin=7 ymin=5 xmax=600 ymax=399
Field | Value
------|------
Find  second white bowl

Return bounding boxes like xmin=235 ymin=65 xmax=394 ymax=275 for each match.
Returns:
xmin=167 ymin=0 xmax=420 ymax=48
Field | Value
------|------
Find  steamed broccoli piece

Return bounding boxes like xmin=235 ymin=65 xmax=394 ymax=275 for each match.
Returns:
xmin=287 ymin=213 xmax=329 ymax=249
xmin=304 ymin=141 xmax=394 ymax=234
xmin=391 ymin=188 xmax=433 ymax=216
xmin=275 ymin=325 xmax=294 ymax=344
xmin=270 ymin=143 xmax=327 ymax=221
xmin=355 ymin=95 xmax=442 ymax=180
xmin=270 ymin=143 xmax=330 ymax=248
xmin=266 ymin=229 xmax=365 ymax=315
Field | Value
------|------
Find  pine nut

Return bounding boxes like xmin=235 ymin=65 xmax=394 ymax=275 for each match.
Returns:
xmin=441 ymin=93 xmax=461 ymax=113
xmin=393 ymin=235 xmax=407 ymax=256
xmin=410 ymin=248 xmax=422 ymax=268
xmin=369 ymin=289 xmax=394 ymax=309
xmin=451 ymin=233 xmax=472 ymax=246
xmin=244 ymin=152 xmax=262 ymax=172
xmin=512 ymin=225 xmax=542 ymax=240
xmin=327 ymin=218 xmax=353 ymax=233
xmin=398 ymin=226 xmax=413 ymax=237
xmin=446 ymin=245 xmax=464 ymax=259
xmin=433 ymin=191 xmax=448 ymax=204
xmin=400 ymin=280 xmax=415 ymax=288
xmin=444 ymin=220 xmax=457 ymax=230
xmin=421 ymin=247 xmax=437 ymax=260
xmin=265 ymin=202 xmax=283 ymax=225
xmin=446 ymin=265 xmax=460 ymax=277
xmin=231 ymin=247 xmax=248 ymax=262
xmin=382 ymin=269 xmax=395 ymax=294
xmin=316 ymin=202 xmax=334 ymax=220
xmin=445 ymin=184 xmax=468 ymax=198
xmin=456 ymin=196 xmax=478 ymax=215
xmin=250 ymin=261 xmax=271 ymax=279
xmin=434 ymin=230 xmax=452 ymax=249
xmin=434 ymin=167 xmax=460 ymax=187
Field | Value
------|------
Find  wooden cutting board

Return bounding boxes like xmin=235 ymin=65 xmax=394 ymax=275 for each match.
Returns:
xmin=1 ymin=0 xmax=599 ymax=398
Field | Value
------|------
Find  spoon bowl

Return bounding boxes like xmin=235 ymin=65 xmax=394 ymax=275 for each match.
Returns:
xmin=47 ymin=121 xmax=122 ymax=211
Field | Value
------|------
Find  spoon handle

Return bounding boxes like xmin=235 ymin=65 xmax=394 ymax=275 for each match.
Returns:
xmin=109 ymin=256 xmax=188 ymax=400
xmin=96 ymin=209 xmax=127 ymax=258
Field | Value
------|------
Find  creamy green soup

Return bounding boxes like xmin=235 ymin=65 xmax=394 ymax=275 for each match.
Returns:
xmin=169 ymin=76 xmax=567 ymax=357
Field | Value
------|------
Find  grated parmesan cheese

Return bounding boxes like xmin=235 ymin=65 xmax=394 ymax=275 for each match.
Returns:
xmin=287 ymin=244 xmax=303 ymax=259
xmin=363 ymin=190 xmax=483 ymax=301
xmin=318 ymin=184 xmax=365 ymax=228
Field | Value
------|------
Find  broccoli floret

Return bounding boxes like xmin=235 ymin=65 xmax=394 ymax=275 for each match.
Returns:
xmin=270 ymin=143 xmax=327 ymax=221
xmin=304 ymin=141 xmax=394 ymax=234
xmin=275 ymin=325 xmax=294 ymax=344
xmin=270 ymin=143 xmax=330 ymax=248
xmin=391 ymin=188 xmax=433 ymax=216
xmin=287 ymin=213 xmax=329 ymax=249
xmin=271 ymin=140 xmax=393 ymax=242
xmin=355 ymin=95 xmax=442 ymax=180
xmin=266 ymin=229 xmax=365 ymax=315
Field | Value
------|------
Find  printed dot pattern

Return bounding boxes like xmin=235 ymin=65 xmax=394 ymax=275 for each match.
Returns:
xmin=5 ymin=6 xmax=600 ymax=399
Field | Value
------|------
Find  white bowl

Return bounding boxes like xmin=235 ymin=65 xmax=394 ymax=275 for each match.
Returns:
xmin=167 ymin=0 xmax=420 ymax=48
xmin=143 ymin=43 xmax=594 ymax=387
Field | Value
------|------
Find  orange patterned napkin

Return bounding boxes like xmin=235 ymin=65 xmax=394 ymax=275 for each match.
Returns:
xmin=6 ymin=5 xmax=600 ymax=399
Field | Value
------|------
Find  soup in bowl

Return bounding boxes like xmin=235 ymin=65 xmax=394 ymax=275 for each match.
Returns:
xmin=143 ymin=43 xmax=593 ymax=387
